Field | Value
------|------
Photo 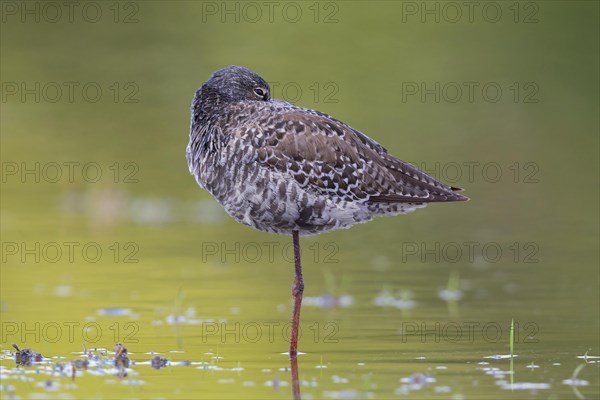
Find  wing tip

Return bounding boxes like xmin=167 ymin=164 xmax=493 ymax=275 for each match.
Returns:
xmin=427 ymin=189 xmax=469 ymax=202
xmin=449 ymin=187 xmax=469 ymax=201
xmin=454 ymin=194 xmax=470 ymax=202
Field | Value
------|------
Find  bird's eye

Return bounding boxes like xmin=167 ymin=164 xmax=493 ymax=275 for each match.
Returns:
xmin=253 ymin=88 xmax=265 ymax=98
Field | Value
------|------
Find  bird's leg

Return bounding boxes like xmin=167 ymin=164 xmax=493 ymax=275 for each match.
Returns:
xmin=289 ymin=230 xmax=304 ymax=356
xmin=290 ymin=352 xmax=301 ymax=400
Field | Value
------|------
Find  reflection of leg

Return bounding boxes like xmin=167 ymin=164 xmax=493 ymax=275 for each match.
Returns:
xmin=290 ymin=353 xmax=301 ymax=400
xmin=290 ymin=230 xmax=304 ymax=356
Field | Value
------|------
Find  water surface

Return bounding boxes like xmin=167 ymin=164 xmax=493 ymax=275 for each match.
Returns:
xmin=1 ymin=1 xmax=598 ymax=398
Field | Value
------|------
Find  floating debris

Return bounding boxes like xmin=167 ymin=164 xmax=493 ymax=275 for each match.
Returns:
xmin=304 ymin=294 xmax=354 ymax=309
xmin=0 ymin=384 xmax=16 ymax=394
xmin=480 ymin=366 xmax=511 ymax=379
xmin=114 ymin=343 xmax=130 ymax=367
xmin=113 ymin=343 xmax=130 ymax=379
xmin=373 ymin=289 xmax=416 ymax=309
xmin=439 ymin=270 xmax=463 ymax=302
xmin=97 ymin=308 xmax=133 ymax=317
xmin=35 ymin=379 xmax=60 ymax=391
xmin=434 ymin=385 xmax=452 ymax=393
xmin=70 ymin=357 xmax=89 ymax=380
xmin=322 ymin=389 xmax=361 ymax=399
xmin=402 ymin=372 xmax=435 ymax=387
xmin=562 ymin=379 xmax=589 ymax=386
xmin=498 ymin=382 xmax=551 ymax=390
xmin=165 ymin=306 xmax=215 ymax=325
xmin=265 ymin=377 xmax=288 ymax=388
xmin=121 ymin=379 xmax=145 ymax=385
xmin=395 ymin=373 xmax=436 ymax=395
xmin=12 ymin=343 xmax=43 ymax=366
xmin=576 ymin=354 xmax=600 ymax=362
xmin=438 ymin=288 xmax=463 ymax=301
xmin=484 ymin=354 xmax=517 ymax=360
xmin=150 ymin=356 xmax=169 ymax=370
xmin=165 ymin=314 xmax=212 ymax=325
xmin=332 ymin=375 xmax=349 ymax=384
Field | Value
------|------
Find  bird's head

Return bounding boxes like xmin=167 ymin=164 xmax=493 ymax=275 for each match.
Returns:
xmin=201 ymin=66 xmax=271 ymax=103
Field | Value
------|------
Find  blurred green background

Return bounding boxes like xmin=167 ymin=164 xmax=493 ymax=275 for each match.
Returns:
xmin=1 ymin=1 xmax=598 ymax=399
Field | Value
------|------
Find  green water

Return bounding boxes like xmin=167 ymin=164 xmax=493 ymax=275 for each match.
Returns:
xmin=1 ymin=1 xmax=598 ymax=399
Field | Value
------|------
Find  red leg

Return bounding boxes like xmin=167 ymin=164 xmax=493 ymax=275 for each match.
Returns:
xmin=290 ymin=353 xmax=301 ymax=400
xmin=289 ymin=230 xmax=304 ymax=356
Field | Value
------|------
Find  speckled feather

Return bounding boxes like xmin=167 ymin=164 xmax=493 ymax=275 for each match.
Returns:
xmin=187 ymin=66 xmax=467 ymax=236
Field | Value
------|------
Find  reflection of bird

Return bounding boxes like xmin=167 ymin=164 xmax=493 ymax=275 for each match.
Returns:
xmin=186 ymin=66 xmax=468 ymax=355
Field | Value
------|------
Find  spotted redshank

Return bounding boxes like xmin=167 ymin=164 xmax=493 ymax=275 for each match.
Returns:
xmin=187 ymin=65 xmax=468 ymax=357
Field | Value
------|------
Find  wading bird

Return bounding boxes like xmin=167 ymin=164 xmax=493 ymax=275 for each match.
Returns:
xmin=186 ymin=66 xmax=468 ymax=358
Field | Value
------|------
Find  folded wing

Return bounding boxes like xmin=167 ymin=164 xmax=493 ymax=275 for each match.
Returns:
xmin=251 ymin=106 xmax=468 ymax=204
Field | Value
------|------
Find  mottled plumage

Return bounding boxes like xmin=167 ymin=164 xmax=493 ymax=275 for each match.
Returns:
xmin=187 ymin=66 xmax=467 ymax=236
